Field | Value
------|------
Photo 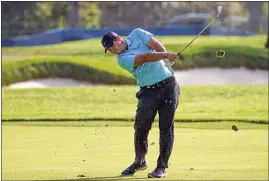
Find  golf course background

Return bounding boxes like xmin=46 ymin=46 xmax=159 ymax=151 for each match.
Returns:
xmin=2 ymin=35 xmax=268 ymax=123
xmin=2 ymin=36 xmax=268 ymax=86
xmin=2 ymin=35 xmax=268 ymax=180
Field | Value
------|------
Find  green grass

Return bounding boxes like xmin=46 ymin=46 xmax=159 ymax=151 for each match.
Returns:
xmin=2 ymin=35 xmax=268 ymax=56
xmin=2 ymin=121 xmax=268 ymax=180
xmin=2 ymin=36 xmax=268 ymax=180
xmin=3 ymin=120 xmax=269 ymax=130
xmin=2 ymin=36 xmax=268 ymax=86
xmin=2 ymin=85 xmax=268 ymax=122
xmin=1 ymin=56 xmax=135 ymax=86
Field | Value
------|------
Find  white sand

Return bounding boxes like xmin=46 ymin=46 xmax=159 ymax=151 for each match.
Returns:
xmin=7 ymin=68 xmax=268 ymax=89
xmin=7 ymin=78 xmax=97 ymax=89
xmin=175 ymin=67 xmax=268 ymax=86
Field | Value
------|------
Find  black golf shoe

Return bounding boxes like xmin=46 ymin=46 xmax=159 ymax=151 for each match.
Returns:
xmin=121 ymin=161 xmax=148 ymax=176
xmin=148 ymin=167 xmax=166 ymax=178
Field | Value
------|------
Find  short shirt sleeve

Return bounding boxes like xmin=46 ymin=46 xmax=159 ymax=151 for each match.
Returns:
xmin=134 ymin=28 xmax=154 ymax=46
xmin=118 ymin=54 xmax=136 ymax=73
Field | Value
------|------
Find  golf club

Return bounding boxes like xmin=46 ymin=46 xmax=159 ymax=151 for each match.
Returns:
xmin=177 ymin=5 xmax=223 ymax=56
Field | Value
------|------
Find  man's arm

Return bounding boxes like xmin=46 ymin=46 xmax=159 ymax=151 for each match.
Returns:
xmin=134 ymin=52 xmax=178 ymax=67
xmin=134 ymin=37 xmax=177 ymax=67
xmin=134 ymin=52 xmax=167 ymax=67
xmin=147 ymin=37 xmax=166 ymax=52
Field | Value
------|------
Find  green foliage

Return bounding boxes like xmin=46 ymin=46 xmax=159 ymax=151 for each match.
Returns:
xmin=79 ymin=2 xmax=100 ymax=28
xmin=1 ymin=2 xmax=100 ymax=37
xmin=262 ymin=2 xmax=268 ymax=17
xmin=1 ymin=2 xmax=37 ymax=37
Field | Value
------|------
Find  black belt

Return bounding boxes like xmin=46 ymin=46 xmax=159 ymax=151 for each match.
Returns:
xmin=141 ymin=76 xmax=175 ymax=89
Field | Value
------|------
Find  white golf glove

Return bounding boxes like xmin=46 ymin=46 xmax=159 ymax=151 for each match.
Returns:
xmin=164 ymin=59 xmax=173 ymax=67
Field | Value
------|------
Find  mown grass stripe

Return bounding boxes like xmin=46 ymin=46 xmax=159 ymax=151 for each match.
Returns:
xmin=1 ymin=118 xmax=268 ymax=124
xmin=2 ymin=85 xmax=267 ymax=122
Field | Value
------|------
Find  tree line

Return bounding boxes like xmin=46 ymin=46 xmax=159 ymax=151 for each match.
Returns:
xmin=1 ymin=1 xmax=268 ymax=47
xmin=1 ymin=2 xmax=100 ymax=37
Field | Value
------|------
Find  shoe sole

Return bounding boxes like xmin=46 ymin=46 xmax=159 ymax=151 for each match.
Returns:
xmin=147 ymin=173 xmax=166 ymax=178
xmin=138 ymin=165 xmax=148 ymax=171
xmin=121 ymin=166 xmax=148 ymax=176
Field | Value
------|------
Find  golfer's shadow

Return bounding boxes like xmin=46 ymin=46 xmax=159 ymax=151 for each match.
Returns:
xmin=47 ymin=175 xmax=148 ymax=181
xmin=80 ymin=175 xmax=148 ymax=180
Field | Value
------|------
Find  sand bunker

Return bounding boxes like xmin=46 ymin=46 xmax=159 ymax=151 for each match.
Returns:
xmin=8 ymin=78 xmax=96 ymax=89
xmin=7 ymin=68 xmax=268 ymax=89
xmin=175 ymin=67 xmax=268 ymax=86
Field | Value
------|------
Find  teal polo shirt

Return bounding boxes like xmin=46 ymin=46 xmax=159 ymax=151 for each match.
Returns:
xmin=117 ymin=28 xmax=174 ymax=87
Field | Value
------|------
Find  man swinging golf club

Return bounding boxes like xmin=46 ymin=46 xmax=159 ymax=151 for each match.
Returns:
xmin=101 ymin=28 xmax=180 ymax=178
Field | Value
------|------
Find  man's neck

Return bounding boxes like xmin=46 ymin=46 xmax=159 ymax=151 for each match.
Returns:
xmin=119 ymin=40 xmax=128 ymax=54
xmin=123 ymin=40 xmax=128 ymax=51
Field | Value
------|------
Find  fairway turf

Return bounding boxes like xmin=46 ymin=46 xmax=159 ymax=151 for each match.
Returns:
xmin=2 ymin=85 xmax=268 ymax=122
xmin=2 ymin=121 xmax=268 ymax=180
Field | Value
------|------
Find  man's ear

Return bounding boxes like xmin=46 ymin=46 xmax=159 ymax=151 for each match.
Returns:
xmin=115 ymin=36 xmax=121 ymax=41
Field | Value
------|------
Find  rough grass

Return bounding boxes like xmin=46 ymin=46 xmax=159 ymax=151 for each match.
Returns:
xmin=2 ymin=36 xmax=268 ymax=86
xmin=2 ymin=85 xmax=268 ymax=123
xmin=2 ymin=35 xmax=268 ymax=56
xmin=1 ymin=56 xmax=135 ymax=86
xmin=2 ymin=121 xmax=268 ymax=180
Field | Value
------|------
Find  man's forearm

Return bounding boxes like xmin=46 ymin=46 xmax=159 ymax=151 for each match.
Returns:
xmin=134 ymin=52 xmax=167 ymax=67
xmin=141 ymin=52 xmax=167 ymax=63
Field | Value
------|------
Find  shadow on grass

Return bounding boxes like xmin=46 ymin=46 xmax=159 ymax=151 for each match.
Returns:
xmin=41 ymin=175 xmax=151 ymax=181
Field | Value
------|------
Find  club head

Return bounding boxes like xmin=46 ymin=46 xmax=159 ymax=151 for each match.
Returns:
xmin=216 ymin=6 xmax=223 ymax=18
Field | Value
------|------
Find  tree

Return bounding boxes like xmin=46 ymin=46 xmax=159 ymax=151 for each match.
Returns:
xmin=98 ymin=2 xmax=170 ymax=28
xmin=1 ymin=2 xmax=101 ymax=37
xmin=68 ymin=2 xmax=80 ymax=28
xmin=79 ymin=2 xmax=100 ymax=28
xmin=245 ymin=2 xmax=263 ymax=33
xmin=1 ymin=2 xmax=37 ymax=37
xmin=265 ymin=33 xmax=269 ymax=48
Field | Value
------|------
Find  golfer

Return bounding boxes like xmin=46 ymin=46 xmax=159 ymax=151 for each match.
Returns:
xmin=101 ymin=28 xmax=180 ymax=178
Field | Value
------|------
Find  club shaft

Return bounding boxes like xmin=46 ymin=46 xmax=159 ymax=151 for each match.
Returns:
xmin=177 ymin=17 xmax=218 ymax=56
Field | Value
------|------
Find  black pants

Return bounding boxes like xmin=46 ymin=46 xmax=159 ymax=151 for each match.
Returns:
xmin=134 ymin=76 xmax=180 ymax=168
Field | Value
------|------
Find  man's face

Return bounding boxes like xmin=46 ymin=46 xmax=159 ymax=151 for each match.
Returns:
xmin=107 ymin=38 xmax=123 ymax=55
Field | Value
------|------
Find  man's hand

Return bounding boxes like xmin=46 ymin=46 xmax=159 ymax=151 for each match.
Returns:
xmin=147 ymin=37 xmax=179 ymax=67
xmin=167 ymin=52 xmax=179 ymax=62
xmin=164 ymin=52 xmax=180 ymax=67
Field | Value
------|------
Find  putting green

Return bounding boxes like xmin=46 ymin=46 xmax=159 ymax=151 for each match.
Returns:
xmin=2 ymin=121 xmax=268 ymax=180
